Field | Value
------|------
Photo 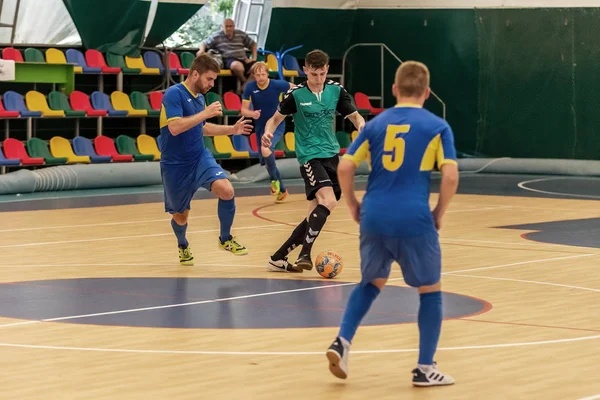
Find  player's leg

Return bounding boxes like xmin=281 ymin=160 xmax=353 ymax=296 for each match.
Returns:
xmin=326 ymin=233 xmax=391 ymax=379
xmin=294 ymin=157 xmax=339 ymax=270
xmin=255 ymin=124 xmax=280 ymax=196
xmin=393 ymin=232 xmax=454 ymax=386
xmin=261 ymin=124 xmax=288 ymax=202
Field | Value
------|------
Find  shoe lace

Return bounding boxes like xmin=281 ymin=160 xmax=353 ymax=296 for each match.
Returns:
xmin=229 ymin=237 xmax=245 ymax=250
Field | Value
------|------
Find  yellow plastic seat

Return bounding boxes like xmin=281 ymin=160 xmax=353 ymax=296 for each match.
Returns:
xmin=137 ymin=134 xmax=161 ymax=161
xmin=284 ymin=132 xmax=295 ymax=152
xmin=49 ymin=136 xmax=90 ymax=164
xmin=125 ymin=56 xmax=161 ymax=75
xmin=213 ymin=136 xmax=249 ymax=158
xmin=351 ymin=130 xmax=359 ymax=141
xmin=25 ymin=91 xmax=65 ymax=117
xmin=266 ymin=54 xmax=279 ymax=73
xmin=46 ymin=48 xmax=83 ymax=73
xmin=110 ymin=91 xmax=148 ymax=117
xmin=219 ymin=69 xmax=232 ymax=76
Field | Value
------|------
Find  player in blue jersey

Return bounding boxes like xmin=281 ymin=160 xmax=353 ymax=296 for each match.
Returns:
xmin=325 ymin=61 xmax=459 ymax=386
xmin=158 ymin=54 xmax=253 ymax=265
xmin=241 ymin=61 xmax=294 ymax=202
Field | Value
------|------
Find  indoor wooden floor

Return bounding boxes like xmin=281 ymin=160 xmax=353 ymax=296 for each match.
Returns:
xmin=0 ymin=190 xmax=598 ymax=399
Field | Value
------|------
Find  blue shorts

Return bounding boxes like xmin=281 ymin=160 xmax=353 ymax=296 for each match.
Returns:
xmin=359 ymin=231 xmax=441 ymax=288
xmin=161 ymin=149 xmax=227 ymax=214
xmin=255 ymin=122 xmax=285 ymax=165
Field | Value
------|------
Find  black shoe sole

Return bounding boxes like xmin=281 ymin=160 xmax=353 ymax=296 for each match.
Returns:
xmin=295 ymin=259 xmax=313 ymax=271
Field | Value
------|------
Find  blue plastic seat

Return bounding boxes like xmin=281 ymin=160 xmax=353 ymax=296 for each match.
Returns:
xmin=72 ymin=137 xmax=112 ymax=163
xmin=66 ymin=49 xmax=102 ymax=73
xmin=0 ymin=144 xmax=20 ymax=166
xmin=3 ymin=91 xmax=42 ymax=117
xmin=143 ymin=51 xmax=173 ymax=75
xmin=231 ymin=135 xmax=259 ymax=158
xmin=91 ymin=91 xmax=128 ymax=116
xmin=283 ymin=55 xmax=306 ymax=77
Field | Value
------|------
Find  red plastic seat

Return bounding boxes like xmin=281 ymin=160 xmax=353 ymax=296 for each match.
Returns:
xmin=249 ymin=132 xmax=284 ymax=157
xmin=169 ymin=52 xmax=189 ymax=75
xmin=3 ymin=138 xmax=44 ymax=165
xmin=94 ymin=136 xmax=133 ymax=162
xmin=148 ymin=91 xmax=163 ymax=111
xmin=2 ymin=47 xmax=23 ymax=62
xmin=85 ymin=49 xmax=121 ymax=74
xmin=354 ymin=92 xmax=384 ymax=115
xmin=0 ymin=98 xmax=20 ymax=117
xmin=223 ymin=92 xmax=242 ymax=111
xmin=69 ymin=91 xmax=107 ymax=117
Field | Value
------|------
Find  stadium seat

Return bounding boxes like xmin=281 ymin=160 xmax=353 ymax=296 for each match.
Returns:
xmin=25 ymin=91 xmax=65 ymax=117
xmin=24 ymin=47 xmax=44 ymax=63
xmin=179 ymin=51 xmax=195 ymax=69
xmin=105 ymin=53 xmax=141 ymax=74
xmin=94 ymin=136 xmax=133 ymax=162
xmin=351 ymin=130 xmax=358 ymax=141
xmin=354 ymin=92 xmax=384 ymax=115
xmin=266 ymin=54 xmax=280 ymax=77
xmin=125 ymin=56 xmax=160 ymax=75
xmin=48 ymin=91 xmax=86 ymax=117
xmin=69 ymin=91 xmax=107 ymax=117
xmin=116 ymin=135 xmax=155 ymax=161
xmin=214 ymin=136 xmax=249 ymax=158
xmin=46 ymin=48 xmax=83 ymax=73
xmin=91 ymin=91 xmax=128 ymax=116
xmin=0 ymin=144 xmax=20 ymax=166
xmin=276 ymin=134 xmax=295 ymax=157
xmin=72 ymin=137 xmax=111 ymax=163
xmin=66 ymin=49 xmax=102 ymax=74
xmin=137 ymin=134 xmax=161 ymax=160
xmin=2 ymin=47 xmax=23 ymax=62
xmin=49 ymin=136 xmax=90 ymax=164
xmin=231 ymin=135 xmax=259 ymax=157
xmin=206 ymin=92 xmax=238 ymax=116
xmin=284 ymin=132 xmax=295 ymax=154
xmin=111 ymin=91 xmax=148 ymax=117
xmin=85 ymin=50 xmax=121 ymax=74
xmin=283 ymin=55 xmax=306 ymax=77
xmin=279 ymin=55 xmax=298 ymax=77
xmin=27 ymin=138 xmax=67 ymax=164
xmin=3 ymin=138 xmax=44 ymax=165
xmin=203 ymin=136 xmax=231 ymax=159
xmin=169 ymin=52 xmax=189 ymax=75
xmin=129 ymin=92 xmax=159 ymax=116
xmin=143 ymin=51 xmax=173 ymax=75
xmin=148 ymin=91 xmax=163 ymax=111
xmin=336 ymin=131 xmax=351 ymax=155
xmin=0 ymin=97 xmax=20 ymax=118
xmin=249 ymin=133 xmax=284 ymax=157
xmin=223 ymin=92 xmax=242 ymax=112
xmin=3 ymin=91 xmax=42 ymax=117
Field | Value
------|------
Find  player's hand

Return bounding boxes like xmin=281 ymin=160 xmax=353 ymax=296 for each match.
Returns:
xmin=432 ymin=207 xmax=443 ymax=231
xmin=262 ymin=132 xmax=273 ymax=147
xmin=244 ymin=57 xmax=253 ymax=64
xmin=358 ymin=120 xmax=366 ymax=132
xmin=231 ymin=116 xmax=253 ymax=135
xmin=252 ymin=110 xmax=261 ymax=119
xmin=348 ymin=201 xmax=361 ymax=224
xmin=204 ymin=102 xmax=223 ymax=119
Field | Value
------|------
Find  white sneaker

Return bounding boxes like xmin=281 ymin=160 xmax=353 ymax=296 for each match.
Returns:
xmin=326 ymin=336 xmax=350 ymax=379
xmin=266 ymin=256 xmax=302 ymax=273
xmin=412 ymin=363 xmax=455 ymax=386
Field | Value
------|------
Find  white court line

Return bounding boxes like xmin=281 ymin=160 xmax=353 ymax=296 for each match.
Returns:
xmin=446 ymin=253 xmax=597 ymax=274
xmin=447 ymin=273 xmax=600 ymax=293
xmin=0 ymin=333 xmax=599 ymax=355
xmin=0 ymin=278 xmax=402 ymax=329
xmin=518 ymin=177 xmax=600 ymax=200
xmin=577 ymin=395 xmax=600 ymax=400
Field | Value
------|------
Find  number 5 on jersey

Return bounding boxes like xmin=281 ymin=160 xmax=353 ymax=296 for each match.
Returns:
xmin=382 ymin=124 xmax=409 ymax=171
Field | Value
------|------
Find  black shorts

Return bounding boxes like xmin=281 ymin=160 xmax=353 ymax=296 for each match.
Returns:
xmin=300 ymin=156 xmax=342 ymax=201
xmin=224 ymin=58 xmax=255 ymax=76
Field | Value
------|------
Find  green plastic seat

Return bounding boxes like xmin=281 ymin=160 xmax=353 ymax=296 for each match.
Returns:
xmin=205 ymin=92 xmax=238 ymax=116
xmin=336 ymin=131 xmax=351 ymax=150
xmin=130 ymin=91 xmax=160 ymax=116
xmin=203 ymin=136 xmax=231 ymax=159
xmin=24 ymin=48 xmax=45 ymax=63
xmin=48 ymin=91 xmax=86 ymax=117
xmin=115 ymin=135 xmax=154 ymax=161
xmin=275 ymin=138 xmax=295 ymax=158
xmin=180 ymin=52 xmax=195 ymax=69
xmin=106 ymin=53 xmax=141 ymax=74
xmin=26 ymin=138 xmax=67 ymax=164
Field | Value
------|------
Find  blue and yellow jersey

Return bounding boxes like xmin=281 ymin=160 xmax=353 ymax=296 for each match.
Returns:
xmin=242 ymin=79 xmax=290 ymax=127
xmin=157 ymin=83 xmax=207 ymax=165
xmin=344 ymin=104 xmax=458 ymax=237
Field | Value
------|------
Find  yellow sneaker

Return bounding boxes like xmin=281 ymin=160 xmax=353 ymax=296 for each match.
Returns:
xmin=178 ymin=246 xmax=194 ymax=266
xmin=275 ymin=189 xmax=288 ymax=203
xmin=270 ymin=180 xmax=280 ymax=196
xmin=218 ymin=236 xmax=248 ymax=255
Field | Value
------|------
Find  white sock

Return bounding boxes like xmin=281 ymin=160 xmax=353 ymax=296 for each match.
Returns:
xmin=339 ymin=337 xmax=351 ymax=348
xmin=418 ymin=363 xmax=434 ymax=372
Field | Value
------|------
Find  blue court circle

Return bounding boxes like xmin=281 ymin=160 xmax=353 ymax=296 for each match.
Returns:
xmin=0 ymin=278 xmax=489 ymax=329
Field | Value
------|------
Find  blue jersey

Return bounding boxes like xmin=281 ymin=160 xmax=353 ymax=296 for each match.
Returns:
xmin=158 ymin=83 xmax=206 ymax=165
xmin=344 ymin=104 xmax=457 ymax=237
xmin=242 ymin=79 xmax=290 ymax=127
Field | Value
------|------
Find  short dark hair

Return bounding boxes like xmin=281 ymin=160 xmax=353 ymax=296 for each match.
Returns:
xmin=190 ymin=54 xmax=220 ymax=75
xmin=305 ymin=49 xmax=329 ymax=69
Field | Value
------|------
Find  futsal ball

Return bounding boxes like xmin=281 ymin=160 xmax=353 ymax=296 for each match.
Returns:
xmin=315 ymin=250 xmax=343 ymax=279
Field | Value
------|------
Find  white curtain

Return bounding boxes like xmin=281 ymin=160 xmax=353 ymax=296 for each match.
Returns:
xmin=10 ymin=0 xmax=81 ymax=45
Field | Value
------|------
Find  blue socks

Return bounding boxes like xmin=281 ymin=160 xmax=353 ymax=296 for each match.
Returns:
xmin=264 ymin=153 xmax=286 ymax=192
xmin=171 ymin=218 xmax=188 ymax=248
xmin=218 ymin=197 xmax=236 ymax=243
xmin=417 ymin=291 xmax=443 ymax=365
xmin=339 ymin=282 xmax=381 ymax=343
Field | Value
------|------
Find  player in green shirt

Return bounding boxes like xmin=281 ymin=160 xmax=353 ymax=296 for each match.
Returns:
xmin=262 ymin=49 xmax=365 ymax=272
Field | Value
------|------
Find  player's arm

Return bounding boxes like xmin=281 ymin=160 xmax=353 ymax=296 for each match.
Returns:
xmin=240 ymin=86 xmax=260 ymax=119
xmin=204 ymin=117 xmax=253 ymax=136
xmin=338 ymin=128 xmax=371 ymax=223
xmin=167 ymin=102 xmax=222 ymax=136
xmin=262 ymin=89 xmax=296 ymax=147
xmin=432 ymin=125 xmax=460 ymax=230
xmin=336 ymin=85 xmax=365 ymax=132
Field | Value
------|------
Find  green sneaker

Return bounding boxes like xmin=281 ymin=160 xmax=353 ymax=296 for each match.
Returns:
xmin=270 ymin=180 xmax=280 ymax=196
xmin=178 ymin=246 xmax=194 ymax=266
xmin=218 ymin=236 xmax=249 ymax=255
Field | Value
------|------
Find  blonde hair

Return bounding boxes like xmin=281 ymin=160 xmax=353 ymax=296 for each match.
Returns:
xmin=395 ymin=61 xmax=430 ymax=98
xmin=251 ymin=61 xmax=269 ymax=76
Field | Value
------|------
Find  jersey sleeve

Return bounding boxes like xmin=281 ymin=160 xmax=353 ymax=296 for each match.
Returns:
xmin=336 ymin=85 xmax=357 ymax=118
xmin=275 ymin=79 xmax=292 ymax=93
xmin=437 ymin=124 xmax=458 ymax=167
xmin=342 ymin=126 xmax=370 ymax=167
xmin=277 ymin=89 xmax=297 ymax=115
xmin=162 ymin=88 xmax=183 ymax=122
xmin=241 ymin=83 xmax=252 ymax=102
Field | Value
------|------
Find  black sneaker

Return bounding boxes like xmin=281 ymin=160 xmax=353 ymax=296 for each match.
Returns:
xmin=326 ymin=336 xmax=349 ymax=379
xmin=294 ymin=253 xmax=313 ymax=271
xmin=412 ymin=362 xmax=455 ymax=387
xmin=267 ymin=256 xmax=302 ymax=273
